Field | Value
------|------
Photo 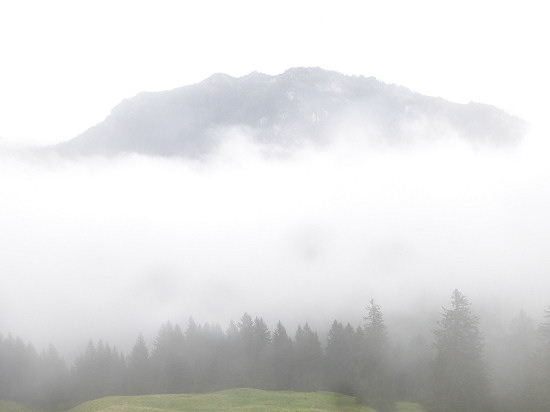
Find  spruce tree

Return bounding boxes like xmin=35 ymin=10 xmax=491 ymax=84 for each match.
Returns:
xmin=356 ymin=299 xmax=395 ymax=412
xmin=493 ymin=310 xmax=536 ymax=411
xmin=427 ymin=289 xmax=491 ymax=412
xmin=34 ymin=344 xmax=70 ymax=409
xmin=237 ymin=313 xmax=255 ymax=386
xmin=270 ymin=321 xmax=293 ymax=390
xmin=150 ymin=322 xmax=186 ymax=393
xmin=251 ymin=317 xmax=271 ymax=387
xmin=293 ymin=323 xmax=323 ymax=391
xmin=325 ymin=320 xmax=357 ymax=395
xmin=523 ymin=307 xmax=550 ymax=411
xmin=127 ymin=334 xmax=151 ymax=395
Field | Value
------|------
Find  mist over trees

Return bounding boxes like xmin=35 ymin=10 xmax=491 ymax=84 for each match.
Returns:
xmin=1 ymin=292 xmax=549 ymax=411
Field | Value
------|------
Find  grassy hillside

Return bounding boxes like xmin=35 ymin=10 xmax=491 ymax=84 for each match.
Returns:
xmin=65 ymin=388 xmax=423 ymax=412
xmin=0 ymin=400 xmax=46 ymax=412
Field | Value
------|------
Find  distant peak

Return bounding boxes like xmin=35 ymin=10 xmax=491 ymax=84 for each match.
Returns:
xmin=283 ymin=67 xmax=330 ymax=75
xmin=202 ymin=72 xmax=237 ymax=86
xmin=243 ymin=71 xmax=272 ymax=80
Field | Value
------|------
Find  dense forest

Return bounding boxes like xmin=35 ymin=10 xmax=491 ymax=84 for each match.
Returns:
xmin=1 ymin=290 xmax=549 ymax=412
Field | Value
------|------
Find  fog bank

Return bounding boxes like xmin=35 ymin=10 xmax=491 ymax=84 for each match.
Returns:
xmin=1 ymin=126 xmax=549 ymax=356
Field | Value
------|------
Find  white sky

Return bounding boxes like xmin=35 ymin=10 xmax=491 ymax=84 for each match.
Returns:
xmin=1 ymin=0 xmax=548 ymax=146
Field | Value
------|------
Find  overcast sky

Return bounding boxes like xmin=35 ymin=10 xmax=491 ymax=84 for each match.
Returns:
xmin=1 ymin=1 xmax=549 ymax=356
xmin=1 ymin=0 xmax=548 ymax=146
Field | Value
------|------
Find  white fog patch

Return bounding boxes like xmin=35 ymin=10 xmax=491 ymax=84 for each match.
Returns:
xmin=0 ymin=126 xmax=548 ymax=355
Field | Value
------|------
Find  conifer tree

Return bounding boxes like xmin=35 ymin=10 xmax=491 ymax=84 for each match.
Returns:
xmin=493 ymin=310 xmax=536 ymax=411
xmin=221 ymin=320 xmax=243 ymax=387
xmin=293 ymin=323 xmax=323 ymax=391
xmin=356 ymin=299 xmax=395 ymax=412
xmin=270 ymin=321 xmax=293 ymax=390
xmin=325 ymin=320 xmax=357 ymax=395
xmin=150 ymin=322 xmax=186 ymax=393
xmin=0 ymin=335 xmax=39 ymax=403
xmin=237 ymin=313 xmax=255 ymax=386
xmin=127 ymin=334 xmax=152 ymax=395
xmin=182 ymin=318 xmax=202 ymax=390
xmin=523 ymin=307 xmax=550 ymax=411
xmin=251 ymin=317 xmax=271 ymax=387
xmin=427 ymin=290 xmax=490 ymax=412
xmin=34 ymin=344 xmax=69 ymax=409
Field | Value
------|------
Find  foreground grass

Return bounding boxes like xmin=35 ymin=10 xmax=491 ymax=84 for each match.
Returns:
xmin=395 ymin=403 xmax=423 ymax=412
xmin=1 ymin=389 xmax=423 ymax=412
xmin=65 ymin=388 xmax=423 ymax=412
xmin=0 ymin=400 xmax=46 ymax=412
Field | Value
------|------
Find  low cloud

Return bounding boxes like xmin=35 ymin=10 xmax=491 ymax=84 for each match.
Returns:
xmin=1 ymin=124 xmax=548 ymax=356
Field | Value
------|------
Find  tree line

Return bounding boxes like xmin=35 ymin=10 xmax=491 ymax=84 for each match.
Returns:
xmin=1 ymin=290 xmax=550 ymax=412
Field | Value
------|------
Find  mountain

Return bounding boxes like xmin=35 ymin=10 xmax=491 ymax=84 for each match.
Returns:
xmin=56 ymin=68 xmax=526 ymax=157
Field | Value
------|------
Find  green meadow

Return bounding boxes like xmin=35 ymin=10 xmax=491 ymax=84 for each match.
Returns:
xmin=68 ymin=389 xmax=424 ymax=412
xmin=0 ymin=400 xmax=47 ymax=412
xmin=1 ymin=389 xmax=424 ymax=412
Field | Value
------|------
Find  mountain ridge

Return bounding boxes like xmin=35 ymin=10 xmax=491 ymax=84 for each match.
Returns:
xmin=56 ymin=67 xmax=526 ymax=157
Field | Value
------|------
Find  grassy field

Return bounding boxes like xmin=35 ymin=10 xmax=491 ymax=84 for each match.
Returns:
xmin=66 ymin=388 xmax=423 ymax=412
xmin=1 ymin=389 xmax=424 ymax=412
xmin=0 ymin=400 xmax=46 ymax=412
